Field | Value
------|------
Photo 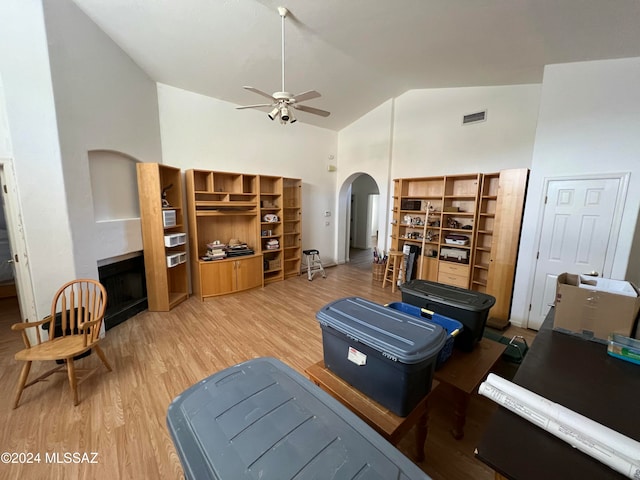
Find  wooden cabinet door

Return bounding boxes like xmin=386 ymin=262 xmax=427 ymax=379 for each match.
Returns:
xmin=418 ymin=256 xmax=439 ymax=282
xmin=201 ymin=260 xmax=236 ymax=297
xmin=234 ymin=256 xmax=264 ymax=292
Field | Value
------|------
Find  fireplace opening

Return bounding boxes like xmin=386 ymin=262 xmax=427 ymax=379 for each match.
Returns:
xmin=98 ymin=253 xmax=148 ymax=330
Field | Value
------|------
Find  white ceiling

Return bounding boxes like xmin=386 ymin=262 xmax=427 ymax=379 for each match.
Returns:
xmin=70 ymin=0 xmax=640 ymax=131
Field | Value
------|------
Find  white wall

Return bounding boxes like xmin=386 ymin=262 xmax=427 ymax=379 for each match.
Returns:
xmin=337 ymin=87 xmax=541 ymax=262
xmin=392 ymin=85 xmax=541 ymax=178
xmin=512 ymin=57 xmax=640 ymax=327
xmin=0 ymin=77 xmax=12 ymax=156
xmin=157 ymin=84 xmax=339 ymax=263
xmin=337 ymin=100 xmax=394 ymax=262
xmin=43 ymin=0 xmax=163 ymax=276
xmin=0 ymin=0 xmax=75 ymax=317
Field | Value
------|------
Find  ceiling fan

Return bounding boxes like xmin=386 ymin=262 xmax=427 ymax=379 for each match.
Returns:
xmin=236 ymin=6 xmax=330 ymax=124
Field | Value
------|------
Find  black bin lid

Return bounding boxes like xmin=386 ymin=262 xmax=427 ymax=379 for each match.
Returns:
xmin=401 ymin=280 xmax=496 ymax=312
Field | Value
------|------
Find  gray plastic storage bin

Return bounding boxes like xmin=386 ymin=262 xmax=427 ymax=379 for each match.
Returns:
xmin=400 ymin=280 xmax=496 ymax=352
xmin=316 ymin=297 xmax=447 ymax=417
xmin=167 ymin=357 xmax=431 ymax=480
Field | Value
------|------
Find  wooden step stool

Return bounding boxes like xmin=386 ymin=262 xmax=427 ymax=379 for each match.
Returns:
xmin=382 ymin=251 xmax=405 ymax=293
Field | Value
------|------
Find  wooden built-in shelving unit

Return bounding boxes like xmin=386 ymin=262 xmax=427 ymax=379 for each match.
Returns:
xmin=282 ymin=178 xmax=302 ymax=278
xmin=185 ymin=169 xmax=302 ymax=300
xmin=136 ymin=162 xmax=189 ymax=311
xmin=391 ymin=168 xmax=528 ymax=322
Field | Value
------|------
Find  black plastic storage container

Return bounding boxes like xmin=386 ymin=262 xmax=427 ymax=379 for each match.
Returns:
xmin=167 ymin=357 xmax=431 ymax=480
xmin=316 ymin=297 xmax=446 ymax=417
xmin=400 ymin=280 xmax=496 ymax=352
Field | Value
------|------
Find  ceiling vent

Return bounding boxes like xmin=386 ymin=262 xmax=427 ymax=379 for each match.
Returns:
xmin=462 ymin=110 xmax=487 ymax=125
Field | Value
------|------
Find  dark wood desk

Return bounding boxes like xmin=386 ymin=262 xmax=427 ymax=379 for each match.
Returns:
xmin=305 ymin=360 xmax=439 ymax=462
xmin=434 ymin=337 xmax=507 ymax=439
xmin=476 ymin=308 xmax=640 ymax=479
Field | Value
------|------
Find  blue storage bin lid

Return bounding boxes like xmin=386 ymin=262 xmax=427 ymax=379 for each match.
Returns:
xmin=167 ymin=357 xmax=431 ymax=480
xmin=316 ymin=297 xmax=447 ymax=364
xmin=386 ymin=302 xmax=463 ymax=337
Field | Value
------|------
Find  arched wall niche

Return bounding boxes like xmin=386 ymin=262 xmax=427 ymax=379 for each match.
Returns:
xmin=89 ymin=149 xmax=141 ymax=222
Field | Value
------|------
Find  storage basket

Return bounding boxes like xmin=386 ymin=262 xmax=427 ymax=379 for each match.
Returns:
xmin=162 ymin=209 xmax=177 ymax=227
xmin=386 ymin=302 xmax=463 ymax=369
xmin=372 ymin=262 xmax=385 ymax=282
xmin=268 ymin=259 xmax=281 ymax=270
xmin=166 ymin=252 xmax=187 ymax=268
xmin=164 ymin=233 xmax=186 ymax=247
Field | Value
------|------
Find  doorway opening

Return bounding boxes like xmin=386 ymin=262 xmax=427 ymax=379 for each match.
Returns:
xmin=340 ymin=173 xmax=380 ymax=265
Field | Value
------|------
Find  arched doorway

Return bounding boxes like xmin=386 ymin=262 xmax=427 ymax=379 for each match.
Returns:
xmin=338 ymin=173 xmax=380 ymax=264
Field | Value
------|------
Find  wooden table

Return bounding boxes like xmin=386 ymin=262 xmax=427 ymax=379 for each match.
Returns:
xmin=476 ymin=309 xmax=640 ymax=479
xmin=434 ymin=338 xmax=507 ymax=439
xmin=305 ymin=360 xmax=439 ymax=462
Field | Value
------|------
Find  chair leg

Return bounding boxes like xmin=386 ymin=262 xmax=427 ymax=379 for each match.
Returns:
xmin=391 ymin=256 xmax=399 ymax=293
xmin=13 ymin=361 xmax=32 ymax=409
xmin=94 ymin=345 xmax=113 ymax=372
xmin=382 ymin=257 xmax=392 ymax=289
xmin=66 ymin=358 xmax=79 ymax=406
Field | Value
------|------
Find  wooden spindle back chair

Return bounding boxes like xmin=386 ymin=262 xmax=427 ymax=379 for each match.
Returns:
xmin=11 ymin=279 xmax=112 ymax=408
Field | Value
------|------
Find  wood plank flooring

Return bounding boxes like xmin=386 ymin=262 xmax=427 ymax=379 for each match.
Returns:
xmin=0 ymin=260 xmax=536 ymax=480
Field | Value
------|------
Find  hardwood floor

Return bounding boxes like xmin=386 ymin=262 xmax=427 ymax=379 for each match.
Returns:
xmin=0 ymin=264 xmax=535 ymax=480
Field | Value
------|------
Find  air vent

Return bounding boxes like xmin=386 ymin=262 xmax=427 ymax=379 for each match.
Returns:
xmin=462 ymin=110 xmax=487 ymax=125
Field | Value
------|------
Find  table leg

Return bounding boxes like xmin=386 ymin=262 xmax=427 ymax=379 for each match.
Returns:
xmin=414 ymin=411 xmax=428 ymax=462
xmin=451 ymin=390 xmax=470 ymax=440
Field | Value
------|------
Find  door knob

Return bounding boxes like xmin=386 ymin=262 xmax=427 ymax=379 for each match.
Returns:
xmin=583 ymin=270 xmax=599 ymax=277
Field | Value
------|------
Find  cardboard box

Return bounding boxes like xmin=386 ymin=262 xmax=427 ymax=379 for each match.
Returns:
xmin=554 ymin=273 xmax=640 ymax=342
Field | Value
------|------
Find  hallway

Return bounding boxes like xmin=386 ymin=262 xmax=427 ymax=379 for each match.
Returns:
xmin=348 ymin=247 xmax=373 ymax=269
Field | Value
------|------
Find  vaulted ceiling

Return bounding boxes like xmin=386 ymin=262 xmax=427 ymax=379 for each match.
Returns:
xmin=71 ymin=0 xmax=640 ymax=131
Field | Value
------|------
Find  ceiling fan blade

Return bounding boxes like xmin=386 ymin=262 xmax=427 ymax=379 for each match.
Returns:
xmin=243 ymin=86 xmax=275 ymax=100
xmin=235 ymin=103 xmax=274 ymax=110
xmin=291 ymin=90 xmax=321 ymax=103
xmin=293 ymin=104 xmax=331 ymax=117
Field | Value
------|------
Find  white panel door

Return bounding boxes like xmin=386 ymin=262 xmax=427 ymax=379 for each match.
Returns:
xmin=528 ymin=177 xmax=623 ymax=330
xmin=1 ymin=160 xmax=37 ymax=323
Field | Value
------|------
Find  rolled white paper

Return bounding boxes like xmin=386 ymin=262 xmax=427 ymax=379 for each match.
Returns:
xmin=479 ymin=373 xmax=640 ymax=479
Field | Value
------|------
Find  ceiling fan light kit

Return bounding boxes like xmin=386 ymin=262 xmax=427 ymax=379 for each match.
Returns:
xmin=236 ymin=6 xmax=330 ymax=124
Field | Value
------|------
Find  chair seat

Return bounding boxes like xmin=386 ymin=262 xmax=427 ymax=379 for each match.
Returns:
xmin=15 ymin=336 xmax=94 ymax=362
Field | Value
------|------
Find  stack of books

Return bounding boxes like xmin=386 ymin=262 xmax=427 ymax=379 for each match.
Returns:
xmin=226 ymin=243 xmax=254 ymax=257
xmin=206 ymin=242 xmax=227 ymax=260
xmin=265 ymin=239 xmax=279 ymax=250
